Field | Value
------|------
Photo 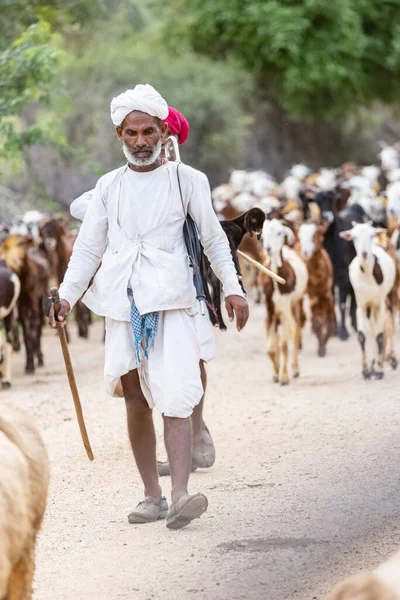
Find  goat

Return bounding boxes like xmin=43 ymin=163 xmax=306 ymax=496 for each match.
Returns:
xmin=324 ymin=548 xmax=400 ymax=599
xmin=205 ymin=208 xmax=265 ymax=330
xmin=340 ymin=222 xmax=396 ymax=380
xmin=0 ymin=403 xmax=50 ymax=600
xmin=379 ymin=143 xmax=400 ymax=172
xmin=39 ymin=217 xmax=92 ymax=339
xmin=0 ymin=259 xmax=21 ymax=388
xmin=0 ymin=234 xmax=50 ymax=374
xmin=298 ymin=223 xmax=337 ymax=357
xmin=259 ymin=219 xmax=308 ymax=385
xmin=211 ymin=184 xmax=237 ymax=219
xmin=314 ymin=193 xmax=367 ymax=340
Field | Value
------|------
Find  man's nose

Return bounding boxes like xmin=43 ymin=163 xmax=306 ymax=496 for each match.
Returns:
xmin=135 ymin=134 xmax=147 ymax=147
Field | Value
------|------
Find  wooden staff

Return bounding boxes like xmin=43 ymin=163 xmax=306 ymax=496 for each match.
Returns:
xmin=50 ymin=288 xmax=94 ymax=461
xmin=237 ymin=250 xmax=286 ymax=285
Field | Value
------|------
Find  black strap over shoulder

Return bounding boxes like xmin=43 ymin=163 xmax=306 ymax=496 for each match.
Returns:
xmin=176 ymin=163 xmax=213 ymax=312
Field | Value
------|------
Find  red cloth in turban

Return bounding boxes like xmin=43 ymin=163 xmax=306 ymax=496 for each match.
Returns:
xmin=163 ymin=106 xmax=190 ymax=145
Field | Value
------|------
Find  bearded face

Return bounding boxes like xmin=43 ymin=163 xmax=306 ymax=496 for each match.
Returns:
xmin=116 ymin=111 xmax=167 ymax=168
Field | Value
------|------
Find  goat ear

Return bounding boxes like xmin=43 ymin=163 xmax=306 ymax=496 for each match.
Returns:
xmin=244 ymin=212 xmax=253 ymax=237
xmin=339 ymin=230 xmax=353 ymax=241
xmin=283 ymin=226 xmax=295 ymax=245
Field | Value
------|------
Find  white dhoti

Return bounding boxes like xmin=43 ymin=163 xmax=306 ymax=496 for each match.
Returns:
xmin=104 ymin=308 xmax=216 ymax=418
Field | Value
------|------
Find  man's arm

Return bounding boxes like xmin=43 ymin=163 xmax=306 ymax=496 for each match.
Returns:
xmin=56 ymin=179 xmax=108 ymax=318
xmin=188 ymin=171 xmax=249 ymax=331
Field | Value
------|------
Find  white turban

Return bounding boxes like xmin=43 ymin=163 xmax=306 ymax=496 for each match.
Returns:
xmin=110 ymin=84 xmax=169 ymax=126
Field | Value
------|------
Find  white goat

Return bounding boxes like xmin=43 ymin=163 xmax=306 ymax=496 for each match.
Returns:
xmin=340 ymin=222 xmax=396 ymax=379
xmin=248 ymin=171 xmax=277 ymax=198
xmin=316 ymin=168 xmax=337 ymax=192
xmin=280 ymin=175 xmax=303 ymax=206
xmin=229 ymin=170 xmax=251 ymax=193
xmin=260 ymin=219 xmax=308 ymax=385
xmin=387 ymin=181 xmax=400 ymax=218
xmin=290 ymin=164 xmax=311 ymax=180
xmin=379 ymin=144 xmax=400 ymax=172
xmin=361 ymin=165 xmax=381 ymax=190
xmin=211 ymin=184 xmax=236 ymax=217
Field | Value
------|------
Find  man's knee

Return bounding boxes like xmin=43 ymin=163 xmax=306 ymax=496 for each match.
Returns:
xmin=122 ymin=370 xmax=149 ymax=413
xmin=125 ymin=393 xmax=150 ymax=415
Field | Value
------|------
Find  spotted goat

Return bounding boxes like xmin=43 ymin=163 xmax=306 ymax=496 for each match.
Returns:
xmin=259 ymin=219 xmax=308 ymax=385
xmin=340 ymin=222 xmax=397 ymax=379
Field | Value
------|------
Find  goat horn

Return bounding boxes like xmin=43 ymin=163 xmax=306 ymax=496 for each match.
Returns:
xmin=237 ymin=250 xmax=286 ymax=284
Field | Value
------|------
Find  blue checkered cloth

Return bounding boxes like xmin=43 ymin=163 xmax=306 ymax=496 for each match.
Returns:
xmin=127 ymin=288 xmax=159 ymax=363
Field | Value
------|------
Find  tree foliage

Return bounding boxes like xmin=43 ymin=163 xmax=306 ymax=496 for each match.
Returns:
xmin=164 ymin=0 xmax=400 ymax=120
xmin=0 ymin=0 xmax=104 ymax=49
xmin=51 ymin=3 xmax=252 ymax=182
xmin=0 ymin=21 xmax=61 ymax=157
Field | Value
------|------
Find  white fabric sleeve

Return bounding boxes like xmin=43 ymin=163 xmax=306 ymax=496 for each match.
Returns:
xmin=59 ymin=180 xmax=108 ymax=309
xmin=188 ymin=172 xmax=244 ymax=298
xmin=70 ymin=189 xmax=94 ymax=221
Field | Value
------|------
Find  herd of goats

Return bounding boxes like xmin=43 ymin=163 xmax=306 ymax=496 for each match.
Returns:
xmin=3 ymin=143 xmax=400 ymax=600
xmin=1 ymin=142 xmax=400 ymax=389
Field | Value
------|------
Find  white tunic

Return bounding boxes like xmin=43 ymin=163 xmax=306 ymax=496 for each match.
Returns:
xmin=60 ymin=162 xmax=243 ymax=318
xmin=61 ymin=161 xmax=240 ymax=415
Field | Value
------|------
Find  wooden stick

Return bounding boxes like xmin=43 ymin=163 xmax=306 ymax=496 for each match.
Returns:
xmin=51 ymin=288 xmax=94 ymax=461
xmin=237 ymin=250 xmax=286 ymax=285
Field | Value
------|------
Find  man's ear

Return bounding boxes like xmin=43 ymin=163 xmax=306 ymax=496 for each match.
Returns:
xmin=116 ymin=126 xmax=123 ymax=141
xmin=160 ymin=122 xmax=169 ymax=139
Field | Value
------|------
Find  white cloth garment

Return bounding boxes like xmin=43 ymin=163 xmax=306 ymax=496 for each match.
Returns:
xmin=110 ymin=84 xmax=168 ymax=126
xmin=59 ymin=162 xmax=244 ymax=318
xmin=60 ymin=161 xmax=241 ymax=414
xmin=69 ymin=181 xmax=217 ymax=382
xmin=105 ymin=307 xmax=210 ymax=417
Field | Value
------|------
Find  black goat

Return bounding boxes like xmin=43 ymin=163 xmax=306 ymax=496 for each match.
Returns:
xmin=315 ymin=192 xmax=367 ymax=340
xmin=204 ymin=208 xmax=265 ymax=330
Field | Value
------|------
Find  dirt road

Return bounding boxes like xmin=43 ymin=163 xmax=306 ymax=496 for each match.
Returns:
xmin=5 ymin=303 xmax=400 ymax=600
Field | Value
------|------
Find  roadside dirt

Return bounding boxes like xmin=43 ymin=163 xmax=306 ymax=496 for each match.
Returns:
xmin=5 ymin=303 xmax=400 ymax=600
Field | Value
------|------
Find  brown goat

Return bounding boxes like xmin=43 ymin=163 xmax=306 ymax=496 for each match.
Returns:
xmin=39 ymin=218 xmax=92 ymax=339
xmin=298 ymin=223 xmax=337 ymax=357
xmin=0 ymin=235 xmax=50 ymax=374
xmin=0 ymin=403 xmax=50 ymax=600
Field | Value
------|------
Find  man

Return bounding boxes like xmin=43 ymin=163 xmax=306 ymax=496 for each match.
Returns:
xmin=51 ymin=84 xmax=249 ymax=529
xmin=71 ymin=106 xmax=217 ymax=476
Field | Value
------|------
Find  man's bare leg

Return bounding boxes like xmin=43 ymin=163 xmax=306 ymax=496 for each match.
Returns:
xmin=122 ymin=369 xmax=161 ymax=501
xmin=158 ymin=359 xmax=215 ymax=475
xmin=164 ymin=413 xmax=208 ymax=529
xmin=163 ymin=416 xmax=192 ymax=501
xmin=191 ymin=360 xmax=207 ymax=446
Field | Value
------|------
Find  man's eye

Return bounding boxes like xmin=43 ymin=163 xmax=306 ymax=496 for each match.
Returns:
xmin=145 ymin=129 xmax=154 ymax=135
xmin=126 ymin=130 xmax=136 ymax=136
